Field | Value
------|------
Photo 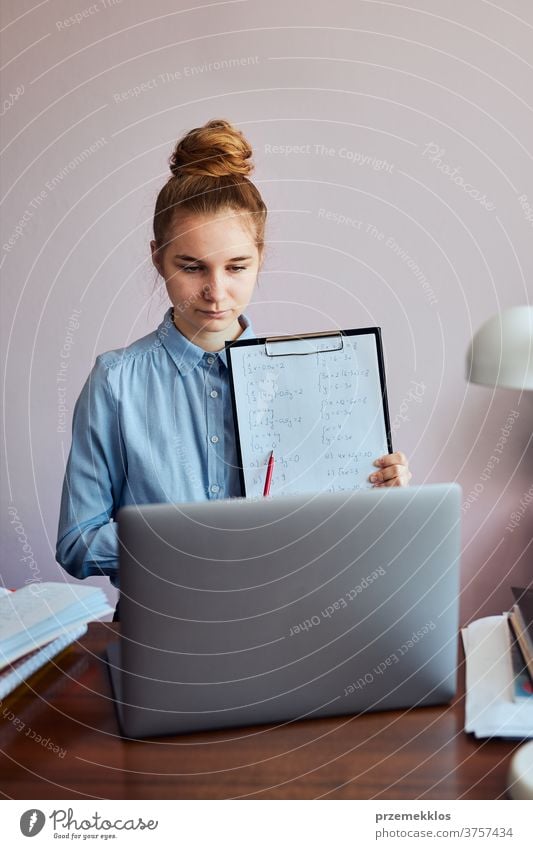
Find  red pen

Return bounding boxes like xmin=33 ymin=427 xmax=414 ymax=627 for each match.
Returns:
xmin=263 ymin=450 xmax=275 ymax=496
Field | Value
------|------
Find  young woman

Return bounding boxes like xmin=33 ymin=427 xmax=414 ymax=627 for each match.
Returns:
xmin=55 ymin=118 xmax=411 ymax=617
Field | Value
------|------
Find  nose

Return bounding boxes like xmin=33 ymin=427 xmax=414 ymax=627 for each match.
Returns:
xmin=202 ymin=275 xmax=227 ymax=303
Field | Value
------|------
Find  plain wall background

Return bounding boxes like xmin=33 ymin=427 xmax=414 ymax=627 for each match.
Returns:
xmin=1 ymin=0 xmax=532 ymax=624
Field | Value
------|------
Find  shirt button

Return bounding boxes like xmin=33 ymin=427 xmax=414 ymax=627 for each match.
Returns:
xmin=210 ymin=435 xmax=219 ymax=444
xmin=210 ymin=389 xmax=218 ymax=398
xmin=210 ymin=484 xmax=220 ymax=494
xmin=207 ymin=356 xmax=215 ymax=365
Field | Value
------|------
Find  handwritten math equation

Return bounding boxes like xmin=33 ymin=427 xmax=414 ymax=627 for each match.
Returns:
xmin=232 ymin=336 xmax=389 ymax=496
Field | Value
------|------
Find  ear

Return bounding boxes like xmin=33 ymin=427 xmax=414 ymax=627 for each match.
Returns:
xmin=150 ymin=240 xmax=162 ymax=275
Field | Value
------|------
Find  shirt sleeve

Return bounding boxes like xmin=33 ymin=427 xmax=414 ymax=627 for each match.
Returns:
xmin=55 ymin=354 xmax=126 ymax=587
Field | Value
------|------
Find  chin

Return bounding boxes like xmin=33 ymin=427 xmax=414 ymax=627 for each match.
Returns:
xmin=197 ymin=311 xmax=235 ymax=324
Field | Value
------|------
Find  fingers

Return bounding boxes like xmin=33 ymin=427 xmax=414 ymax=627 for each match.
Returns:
xmin=369 ymin=451 xmax=412 ymax=487
xmin=370 ymin=467 xmax=411 ymax=486
xmin=373 ymin=450 xmax=408 ymax=468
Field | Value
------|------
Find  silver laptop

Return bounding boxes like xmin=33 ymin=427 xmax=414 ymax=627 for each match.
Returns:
xmin=107 ymin=483 xmax=461 ymax=738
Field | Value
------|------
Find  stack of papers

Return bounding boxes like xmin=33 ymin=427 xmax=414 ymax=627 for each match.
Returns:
xmin=0 ymin=582 xmax=113 ymax=699
xmin=462 ymin=615 xmax=533 ymax=738
xmin=0 ymin=624 xmax=88 ymax=700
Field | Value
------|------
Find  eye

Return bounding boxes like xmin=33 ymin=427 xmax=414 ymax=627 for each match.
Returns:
xmin=177 ymin=264 xmax=248 ymax=273
xmin=179 ymin=264 xmax=202 ymax=273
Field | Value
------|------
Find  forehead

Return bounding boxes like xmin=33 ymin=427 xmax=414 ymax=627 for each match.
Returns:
xmin=167 ymin=210 xmax=257 ymax=257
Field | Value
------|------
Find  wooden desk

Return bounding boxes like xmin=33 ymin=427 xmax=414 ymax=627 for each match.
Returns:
xmin=0 ymin=623 xmax=520 ymax=800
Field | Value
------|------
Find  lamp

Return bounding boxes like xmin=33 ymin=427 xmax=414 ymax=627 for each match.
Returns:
xmin=466 ymin=306 xmax=533 ymax=390
xmin=467 ymin=308 xmax=532 ymax=776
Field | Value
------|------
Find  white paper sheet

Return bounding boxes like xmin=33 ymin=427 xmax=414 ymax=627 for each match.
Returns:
xmin=228 ymin=332 xmax=390 ymax=497
xmin=462 ymin=615 xmax=533 ymax=738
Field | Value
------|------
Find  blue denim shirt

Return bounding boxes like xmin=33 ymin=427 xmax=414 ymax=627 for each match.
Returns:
xmin=55 ymin=307 xmax=255 ymax=588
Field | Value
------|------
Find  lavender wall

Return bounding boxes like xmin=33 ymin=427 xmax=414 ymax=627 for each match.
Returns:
xmin=2 ymin=0 xmax=532 ymax=623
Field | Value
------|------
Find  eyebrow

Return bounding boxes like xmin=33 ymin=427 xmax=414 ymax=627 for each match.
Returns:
xmin=173 ymin=254 xmax=253 ymax=262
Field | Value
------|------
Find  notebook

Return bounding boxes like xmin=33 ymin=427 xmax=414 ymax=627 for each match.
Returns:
xmin=0 ymin=624 xmax=87 ymax=700
xmin=0 ymin=582 xmax=113 ymax=668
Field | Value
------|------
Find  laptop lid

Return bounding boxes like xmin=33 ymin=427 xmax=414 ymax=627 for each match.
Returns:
xmin=108 ymin=483 xmax=461 ymax=738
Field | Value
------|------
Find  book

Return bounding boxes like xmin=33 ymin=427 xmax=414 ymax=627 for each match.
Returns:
xmin=0 ymin=624 xmax=87 ymax=700
xmin=0 ymin=582 xmax=113 ymax=669
xmin=509 ymin=586 xmax=533 ymax=680
xmin=508 ymin=622 xmax=533 ymax=701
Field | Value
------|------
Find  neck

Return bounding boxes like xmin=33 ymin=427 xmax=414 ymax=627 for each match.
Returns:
xmin=171 ymin=309 xmax=244 ymax=352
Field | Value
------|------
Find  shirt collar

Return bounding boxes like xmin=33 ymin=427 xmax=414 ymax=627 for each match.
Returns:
xmin=157 ymin=307 xmax=256 ymax=375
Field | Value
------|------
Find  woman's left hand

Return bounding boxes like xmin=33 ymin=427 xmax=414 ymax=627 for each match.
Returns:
xmin=368 ymin=450 xmax=412 ymax=487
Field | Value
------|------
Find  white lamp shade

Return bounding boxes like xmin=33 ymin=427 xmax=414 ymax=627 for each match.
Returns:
xmin=466 ymin=306 xmax=533 ymax=390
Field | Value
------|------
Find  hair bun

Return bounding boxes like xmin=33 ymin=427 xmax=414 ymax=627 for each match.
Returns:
xmin=169 ymin=118 xmax=254 ymax=179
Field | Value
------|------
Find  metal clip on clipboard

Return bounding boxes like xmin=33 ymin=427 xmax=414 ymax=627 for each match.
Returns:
xmin=264 ymin=330 xmax=344 ymax=357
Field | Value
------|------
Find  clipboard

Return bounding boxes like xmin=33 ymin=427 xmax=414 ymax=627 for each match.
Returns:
xmin=225 ymin=327 xmax=393 ymax=498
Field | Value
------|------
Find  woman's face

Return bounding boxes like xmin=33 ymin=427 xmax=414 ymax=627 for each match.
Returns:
xmin=151 ymin=209 xmax=262 ymax=350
